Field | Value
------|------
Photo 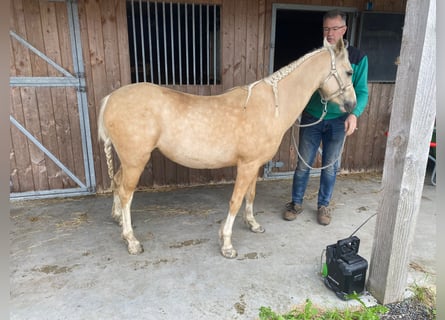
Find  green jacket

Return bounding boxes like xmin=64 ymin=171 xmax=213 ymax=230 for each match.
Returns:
xmin=304 ymin=45 xmax=369 ymax=119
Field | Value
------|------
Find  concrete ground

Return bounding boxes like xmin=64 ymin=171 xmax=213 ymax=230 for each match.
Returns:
xmin=10 ymin=172 xmax=436 ymax=320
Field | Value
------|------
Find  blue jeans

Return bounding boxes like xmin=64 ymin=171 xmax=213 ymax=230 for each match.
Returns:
xmin=291 ymin=113 xmax=347 ymax=208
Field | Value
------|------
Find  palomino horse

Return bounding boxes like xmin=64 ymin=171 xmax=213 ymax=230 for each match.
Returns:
xmin=98 ymin=38 xmax=356 ymax=258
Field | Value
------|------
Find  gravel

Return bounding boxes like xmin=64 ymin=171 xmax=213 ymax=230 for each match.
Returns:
xmin=380 ymin=297 xmax=436 ymax=319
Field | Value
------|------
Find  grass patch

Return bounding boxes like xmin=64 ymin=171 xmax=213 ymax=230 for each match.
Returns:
xmin=259 ymin=293 xmax=388 ymax=320
xmin=259 ymin=285 xmax=437 ymax=320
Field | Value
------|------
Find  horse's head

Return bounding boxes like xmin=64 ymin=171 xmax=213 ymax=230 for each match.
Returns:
xmin=318 ymin=38 xmax=356 ymax=113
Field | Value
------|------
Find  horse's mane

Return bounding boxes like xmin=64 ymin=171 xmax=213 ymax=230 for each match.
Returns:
xmin=226 ymin=45 xmax=330 ymax=116
xmin=240 ymin=46 xmax=328 ymax=115
xmin=264 ymin=46 xmax=327 ymax=85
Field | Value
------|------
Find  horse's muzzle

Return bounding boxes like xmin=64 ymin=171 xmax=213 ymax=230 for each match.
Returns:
xmin=343 ymin=100 xmax=356 ymax=114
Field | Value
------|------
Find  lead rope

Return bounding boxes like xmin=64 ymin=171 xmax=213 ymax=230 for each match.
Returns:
xmin=292 ymin=127 xmax=347 ymax=171
xmin=291 ymin=99 xmax=347 ymax=170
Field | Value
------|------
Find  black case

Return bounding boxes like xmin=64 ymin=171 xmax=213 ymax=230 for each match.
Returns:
xmin=324 ymin=236 xmax=368 ymax=300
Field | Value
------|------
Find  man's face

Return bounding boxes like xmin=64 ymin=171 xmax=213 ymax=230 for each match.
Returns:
xmin=323 ymin=16 xmax=347 ymax=44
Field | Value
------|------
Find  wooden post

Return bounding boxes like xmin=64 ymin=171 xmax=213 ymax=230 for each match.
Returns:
xmin=367 ymin=0 xmax=436 ymax=304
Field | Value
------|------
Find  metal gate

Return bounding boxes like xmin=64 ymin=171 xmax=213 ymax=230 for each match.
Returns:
xmin=9 ymin=0 xmax=95 ymax=199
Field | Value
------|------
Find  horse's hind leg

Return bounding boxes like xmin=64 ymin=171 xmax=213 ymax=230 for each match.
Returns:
xmin=116 ymin=164 xmax=147 ymax=255
xmin=243 ymin=175 xmax=265 ymax=233
xmin=111 ymin=168 xmax=123 ymax=225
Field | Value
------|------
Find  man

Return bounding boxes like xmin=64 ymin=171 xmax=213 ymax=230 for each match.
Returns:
xmin=283 ymin=10 xmax=369 ymax=225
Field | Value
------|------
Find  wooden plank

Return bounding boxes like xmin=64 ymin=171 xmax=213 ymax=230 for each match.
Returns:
xmin=53 ymin=2 xmax=85 ymax=186
xmin=18 ymin=0 xmax=51 ymax=191
xmin=10 ymin=0 xmax=35 ymax=193
xmin=39 ymin=1 xmax=73 ymax=189
xmin=20 ymin=87 xmax=50 ymax=191
xmin=233 ymin=0 xmax=247 ymax=85
xmin=245 ymin=0 xmax=259 ymax=84
xmin=10 ymin=87 xmax=35 ymax=192
xmin=367 ymin=0 xmax=435 ymax=304
xmin=116 ymin=0 xmax=132 ymax=87
xmin=82 ymin=0 xmax=111 ymax=189
xmin=53 ymin=3 xmax=86 ymax=187
xmin=256 ymin=0 xmax=266 ymax=79
xmin=77 ymin=0 xmax=106 ymax=190
xmin=370 ymin=84 xmax=393 ymax=169
xmin=221 ymin=0 xmax=235 ymax=90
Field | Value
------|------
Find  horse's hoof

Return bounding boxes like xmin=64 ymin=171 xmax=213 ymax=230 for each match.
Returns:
xmin=221 ymin=247 xmax=238 ymax=259
xmin=251 ymin=225 xmax=265 ymax=233
xmin=128 ymin=242 xmax=144 ymax=255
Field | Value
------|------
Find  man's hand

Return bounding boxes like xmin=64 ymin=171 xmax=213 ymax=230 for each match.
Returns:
xmin=344 ymin=114 xmax=358 ymax=136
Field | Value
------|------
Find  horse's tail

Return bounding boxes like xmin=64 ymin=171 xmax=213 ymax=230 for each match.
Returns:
xmin=98 ymin=94 xmax=115 ymax=183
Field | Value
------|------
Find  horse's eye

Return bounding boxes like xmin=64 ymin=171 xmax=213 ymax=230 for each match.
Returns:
xmin=346 ymin=70 xmax=353 ymax=77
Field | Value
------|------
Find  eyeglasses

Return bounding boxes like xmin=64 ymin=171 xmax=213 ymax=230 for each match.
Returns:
xmin=322 ymin=25 xmax=346 ymax=32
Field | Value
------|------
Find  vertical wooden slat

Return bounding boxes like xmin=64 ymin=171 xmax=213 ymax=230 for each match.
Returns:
xmin=245 ymin=0 xmax=258 ymax=84
xmin=55 ymin=2 xmax=85 ymax=185
xmin=370 ymin=84 xmax=393 ymax=169
xmin=221 ymin=0 xmax=235 ymax=90
xmin=256 ymin=0 xmax=266 ymax=79
xmin=233 ymin=1 xmax=247 ymax=85
xmin=40 ymin=1 xmax=77 ymax=188
xmin=116 ymin=0 xmax=132 ymax=86
xmin=81 ymin=0 xmax=111 ymax=190
xmin=10 ymin=87 xmax=35 ymax=192
xmin=16 ymin=0 xmax=49 ymax=191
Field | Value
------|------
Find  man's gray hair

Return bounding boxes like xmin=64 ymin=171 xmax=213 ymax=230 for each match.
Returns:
xmin=323 ymin=10 xmax=347 ymax=23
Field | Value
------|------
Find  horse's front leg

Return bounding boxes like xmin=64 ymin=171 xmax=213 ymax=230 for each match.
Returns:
xmin=219 ymin=164 xmax=259 ymax=259
xmin=243 ymin=176 xmax=265 ymax=233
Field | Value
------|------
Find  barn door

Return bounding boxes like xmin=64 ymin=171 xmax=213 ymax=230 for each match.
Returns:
xmin=9 ymin=0 xmax=95 ymax=199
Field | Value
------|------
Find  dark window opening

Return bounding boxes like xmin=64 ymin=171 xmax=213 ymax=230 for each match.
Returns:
xmin=126 ymin=1 xmax=221 ymax=85
xmin=272 ymin=8 xmax=355 ymax=73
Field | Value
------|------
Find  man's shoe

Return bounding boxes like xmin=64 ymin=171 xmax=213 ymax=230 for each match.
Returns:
xmin=283 ymin=202 xmax=303 ymax=221
xmin=317 ymin=206 xmax=331 ymax=225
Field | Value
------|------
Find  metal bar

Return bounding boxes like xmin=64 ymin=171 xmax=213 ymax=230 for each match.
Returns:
xmin=154 ymin=3 xmax=161 ymax=83
xmin=162 ymin=2 xmax=168 ymax=84
xmin=170 ymin=3 xmax=175 ymax=85
xmin=139 ymin=0 xmax=146 ymax=82
xmin=67 ymin=0 xmax=96 ymax=191
xmin=131 ymin=0 xmax=139 ymax=82
xmin=206 ymin=5 xmax=210 ymax=85
xmin=177 ymin=3 xmax=182 ymax=84
xmin=192 ymin=4 xmax=196 ymax=85
xmin=10 ymin=188 xmax=92 ymax=200
xmin=10 ymin=115 xmax=87 ymax=189
xmin=10 ymin=76 xmax=79 ymax=87
xmin=10 ymin=30 xmax=75 ymax=78
xmin=147 ymin=1 xmax=154 ymax=83
xmin=214 ymin=5 xmax=217 ymax=85
xmin=199 ymin=4 xmax=203 ymax=85
xmin=185 ymin=4 xmax=189 ymax=84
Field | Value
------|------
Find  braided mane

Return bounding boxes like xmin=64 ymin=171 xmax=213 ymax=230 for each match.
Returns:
xmin=243 ymin=47 xmax=328 ymax=116
xmin=264 ymin=47 xmax=326 ymax=85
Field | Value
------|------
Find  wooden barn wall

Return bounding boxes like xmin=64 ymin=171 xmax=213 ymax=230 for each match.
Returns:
xmin=10 ymin=0 xmax=85 ymax=193
xmin=10 ymin=0 xmax=406 ymax=194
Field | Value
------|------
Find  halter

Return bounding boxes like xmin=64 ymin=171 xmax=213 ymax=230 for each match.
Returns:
xmin=293 ymin=45 xmax=352 ymax=170
xmin=318 ymin=46 xmax=353 ymax=103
